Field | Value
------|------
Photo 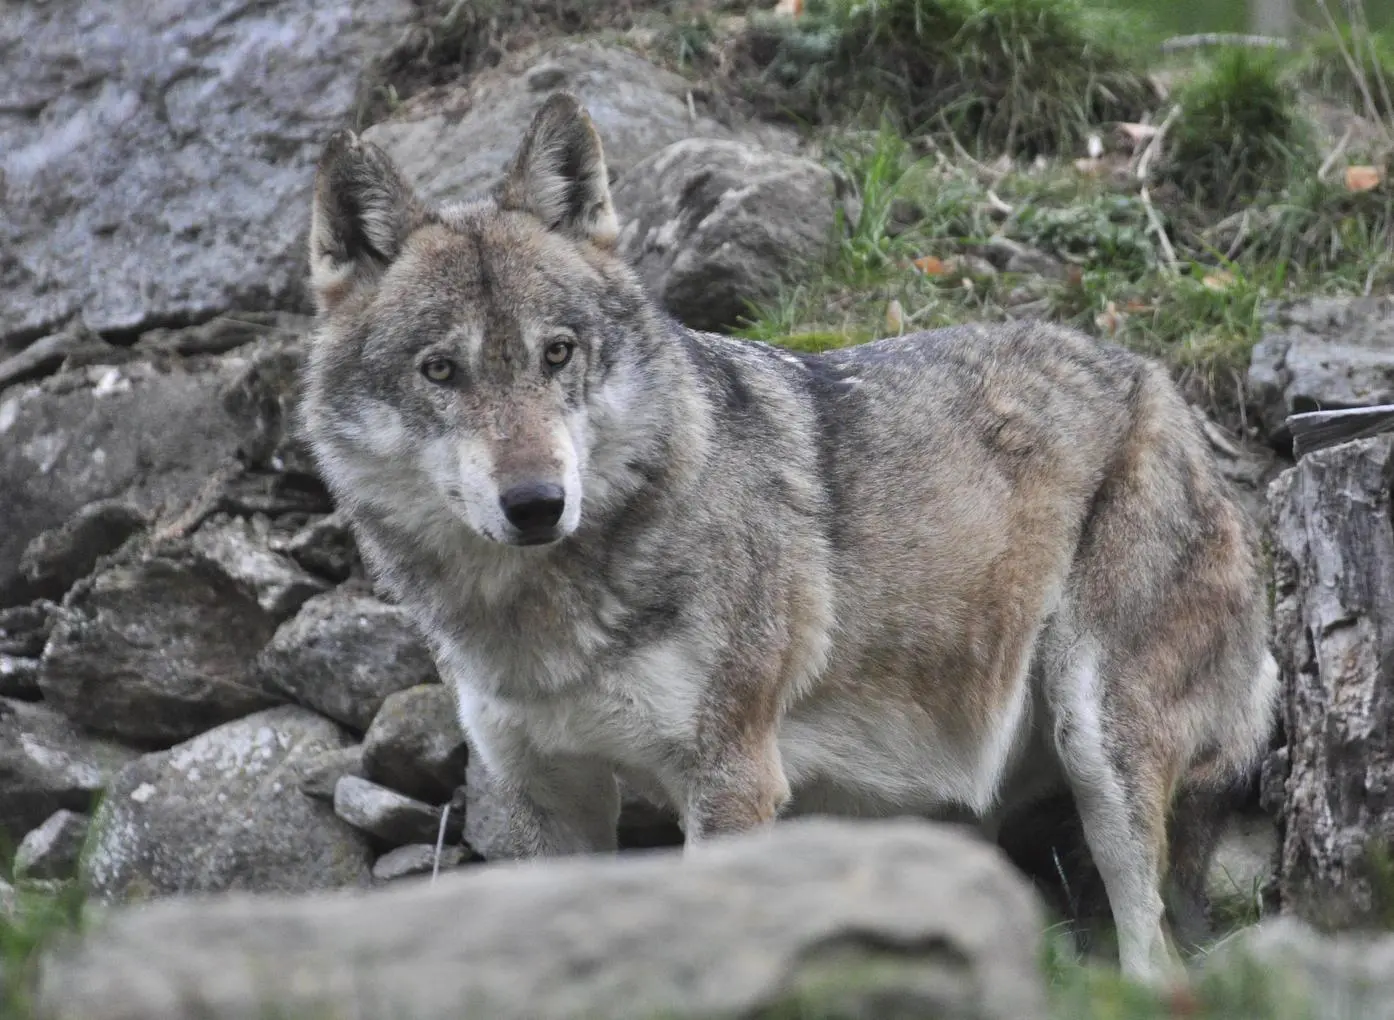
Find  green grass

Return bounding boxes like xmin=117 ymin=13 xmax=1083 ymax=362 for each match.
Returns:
xmin=1 ymin=881 xmax=84 ymax=1020
xmin=732 ymin=0 xmax=1155 ymax=157
xmin=1163 ymin=48 xmax=1313 ymax=212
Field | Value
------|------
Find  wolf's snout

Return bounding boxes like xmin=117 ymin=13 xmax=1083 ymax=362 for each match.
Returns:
xmin=500 ymin=482 xmax=566 ymax=541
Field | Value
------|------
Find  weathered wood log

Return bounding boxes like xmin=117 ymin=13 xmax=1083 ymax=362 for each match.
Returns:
xmin=1270 ymin=434 xmax=1394 ymax=930
xmin=1288 ymin=405 xmax=1394 ymax=460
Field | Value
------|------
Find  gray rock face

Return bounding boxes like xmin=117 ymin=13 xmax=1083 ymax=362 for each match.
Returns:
xmin=0 ymin=0 xmax=414 ymax=348
xmin=615 ymin=139 xmax=841 ymax=332
xmin=37 ymin=818 xmax=1047 ymax=1020
xmin=361 ymin=685 xmax=467 ymax=804
xmin=0 ymin=698 xmax=138 ymax=842
xmin=333 ymin=776 xmax=458 ymax=848
xmin=14 ymin=809 xmax=90 ymax=881
xmin=258 ymin=592 xmax=438 ymax=731
xmin=39 ymin=543 xmax=284 ymax=746
xmin=0 ymin=654 xmax=40 ymax=700
xmin=1205 ymin=918 xmax=1394 ymax=1020
xmin=1248 ymin=296 xmax=1394 ymax=439
xmin=84 ymin=707 xmax=372 ymax=901
xmin=1269 ymin=434 xmax=1394 ymax=928
xmin=363 ymin=41 xmax=798 ymax=211
xmin=0 ymin=354 xmax=253 ymax=604
xmin=188 ymin=514 xmax=330 ymax=620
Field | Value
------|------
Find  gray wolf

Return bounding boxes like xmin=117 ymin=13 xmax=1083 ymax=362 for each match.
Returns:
xmin=299 ymin=93 xmax=1278 ymax=983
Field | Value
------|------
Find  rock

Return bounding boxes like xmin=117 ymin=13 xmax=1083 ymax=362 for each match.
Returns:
xmin=0 ymin=876 xmax=13 ymax=922
xmin=1205 ymin=918 xmax=1394 ymax=1020
xmin=36 ymin=817 xmax=1048 ymax=1020
xmin=983 ymin=236 xmax=1068 ymax=280
xmin=333 ymin=776 xmax=459 ymax=848
xmin=0 ymin=0 xmax=414 ymax=348
xmin=39 ymin=542 xmax=284 ymax=745
xmin=0 ymin=654 xmax=40 ymax=700
xmin=0 ymin=602 xmax=54 ymax=658
xmin=361 ymin=685 xmax=467 ymax=804
xmin=296 ymin=745 xmax=366 ymax=803
xmin=0 ymin=354 xmax=255 ymax=605
xmin=272 ymin=512 xmax=361 ymax=583
xmin=0 ymin=325 xmax=109 ymax=392
xmin=257 ymin=591 xmax=438 ymax=732
xmin=14 ymin=810 xmax=89 ymax=881
xmin=371 ymin=843 xmax=468 ymax=884
xmin=1205 ymin=812 xmax=1278 ymax=913
xmin=84 ymin=707 xmax=372 ymax=902
xmin=461 ymin=755 xmax=510 ymax=861
xmin=15 ymin=500 xmax=147 ymax=603
xmin=1249 ymin=296 xmax=1394 ymax=442
xmin=614 ymin=139 xmax=841 ymax=332
xmin=0 ymin=697 xmax=139 ymax=842
xmin=363 ymin=41 xmax=799 ymax=211
xmin=1270 ymin=434 xmax=1394 ymax=929
xmin=188 ymin=514 xmax=330 ymax=620
xmin=217 ymin=333 xmax=314 ymax=474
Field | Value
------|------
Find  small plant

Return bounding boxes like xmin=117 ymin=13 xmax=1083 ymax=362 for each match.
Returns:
xmin=1163 ymin=48 xmax=1312 ymax=210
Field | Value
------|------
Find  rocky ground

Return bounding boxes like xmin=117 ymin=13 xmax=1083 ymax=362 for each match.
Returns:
xmin=4 ymin=0 xmax=1394 ymax=1017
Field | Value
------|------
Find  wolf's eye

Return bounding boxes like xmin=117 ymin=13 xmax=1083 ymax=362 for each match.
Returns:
xmin=544 ymin=340 xmax=574 ymax=369
xmin=421 ymin=357 xmax=455 ymax=383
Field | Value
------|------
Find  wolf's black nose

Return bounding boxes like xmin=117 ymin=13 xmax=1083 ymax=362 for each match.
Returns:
xmin=500 ymin=482 xmax=566 ymax=534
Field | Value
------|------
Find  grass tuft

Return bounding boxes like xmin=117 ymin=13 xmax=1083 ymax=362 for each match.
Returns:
xmin=1162 ymin=48 xmax=1312 ymax=211
xmin=732 ymin=0 xmax=1156 ymax=157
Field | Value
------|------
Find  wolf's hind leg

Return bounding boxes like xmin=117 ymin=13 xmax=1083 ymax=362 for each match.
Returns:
xmin=1045 ymin=636 xmax=1183 ymax=985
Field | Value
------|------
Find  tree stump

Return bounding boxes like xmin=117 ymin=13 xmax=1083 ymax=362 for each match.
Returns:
xmin=1271 ymin=434 xmax=1394 ymax=929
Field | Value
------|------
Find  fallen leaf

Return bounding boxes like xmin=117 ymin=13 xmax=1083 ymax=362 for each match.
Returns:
xmin=1066 ymin=266 xmax=1085 ymax=287
xmin=885 ymin=299 xmax=905 ymax=335
xmin=1124 ymin=299 xmax=1153 ymax=313
xmin=1073 ymin=157 xmax=1106 ymax=177
xmin=1087 ymin=133 xmax=1104 ymax=159
xmin=1202 ymin=270 xmax=1236 ymax=291
xmin=1346 ymin=165 xmax=1383 ymax=192
xmin=774 ymin=0 xmax=803 ymax=14
xmin=913 ymin=255 xmax=947 ymax=276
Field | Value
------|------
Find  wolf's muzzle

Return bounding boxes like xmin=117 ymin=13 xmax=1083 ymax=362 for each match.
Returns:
xmin=500 ymin=482 xmax=566 ymax=544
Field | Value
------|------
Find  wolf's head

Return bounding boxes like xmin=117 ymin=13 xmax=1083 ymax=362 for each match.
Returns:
xmin=302 ymin=94 xmax=666 ymax=550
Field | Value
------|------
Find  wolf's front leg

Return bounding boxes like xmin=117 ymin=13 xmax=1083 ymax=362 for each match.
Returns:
xmin=684 ymin=727 xmax=791 ymax=846
xmin=461 ymin=699 xmax=620 ymax=859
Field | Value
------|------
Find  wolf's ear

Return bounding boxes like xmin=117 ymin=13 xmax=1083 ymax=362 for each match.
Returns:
xmin=309 ymin=130 xmax=430 ymax=314
xmin=496 ymin=93 xmax=619 ymax=248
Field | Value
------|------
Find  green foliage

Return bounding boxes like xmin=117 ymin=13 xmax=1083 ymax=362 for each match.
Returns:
xmin=1 ymin=882 xmax=85 ymax=1020
xmin=736 ymin=0 xmax=1155 ymax=157
xmin=1163 ymin=48 xmax=1312 ymax=210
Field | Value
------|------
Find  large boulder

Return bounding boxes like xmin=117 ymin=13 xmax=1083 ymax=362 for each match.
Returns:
xmin=1248 ymin=296 xmax=1394 ymax=441
xmin=257 ymin=591 xmax=439 ymax=732
xmin=39 ymin=539 xmax=285 ymax=746
xmin=0 ymin=0 xmax=413 ymax=348
xmin=84 ymin=707 xmax=372 ymax=902
xmin=1269 ymin=434 xmax=1394 ymax=928
xmin=38 ymin=818 xmax=1048 ymax=1020
xmin=362 ymin=41 xmax=799 ymax=210
xmin=615 ymin=139 xmax=843 ymax=331
xmin=0 ymin=698 xmax=138 ymax=843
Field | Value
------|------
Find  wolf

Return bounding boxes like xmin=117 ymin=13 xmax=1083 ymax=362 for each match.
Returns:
xmin=299 ymin=92 xmax=1278 ymax=983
